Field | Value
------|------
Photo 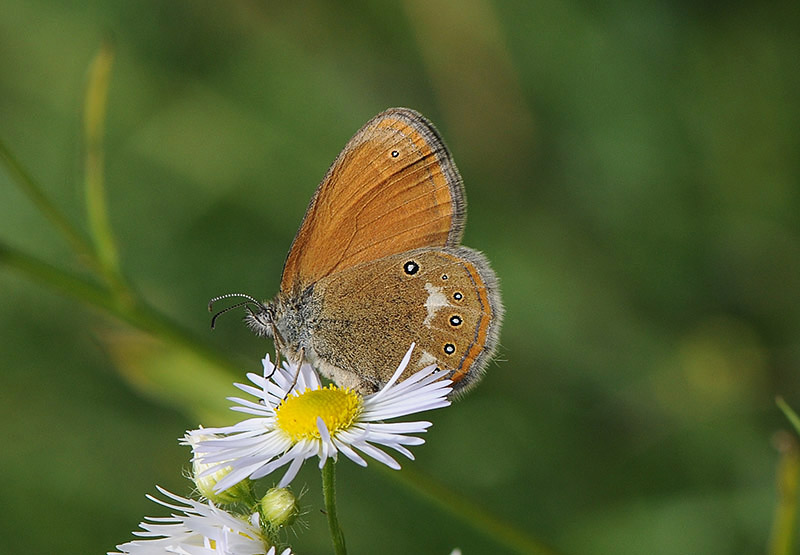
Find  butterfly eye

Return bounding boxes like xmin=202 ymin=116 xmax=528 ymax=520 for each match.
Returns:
xmin=443 ymin=343 xmax=456 ymax=355
xmin=403 ymin=260 xmax=420 ymax=275
xmin=453 ymin=291 xmax=463 ymax=301
xmin=391 ymin=150 xmax=399 ymax=158
xmin=449 ymin=315 xmax=462 ymax=327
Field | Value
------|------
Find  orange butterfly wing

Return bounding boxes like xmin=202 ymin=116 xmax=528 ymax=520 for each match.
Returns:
xmin=280 ymin=108 xmax=466 ymax=292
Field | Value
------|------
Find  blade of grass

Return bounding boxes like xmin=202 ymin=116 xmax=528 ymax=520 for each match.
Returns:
xmin=84 ymin=40 xmax=124 ymax=290
xmin=377 ymin=463 xmax=563 ymax=555
xmin=0 ymin=137 xmax=97 ymax=268
xmin=768 ymin=431 xmax=799 ymax=555
xmin=102 ymin=329 xmax=240 ymax=425
xmin=777 ymin=397 xmax=800 ymax=436
xmin=0 ymin=239 xmax=240 ymax=380
xmin=0 ymin=239 xmax=115 ymax=312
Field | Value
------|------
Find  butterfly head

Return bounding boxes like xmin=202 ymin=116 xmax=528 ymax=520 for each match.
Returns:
xmin=208 ymin=293 xmax=276 ymax=338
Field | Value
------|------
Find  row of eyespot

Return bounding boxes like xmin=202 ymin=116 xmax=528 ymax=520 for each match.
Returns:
xmin=403 ymin=259 xmax=462 ymax=357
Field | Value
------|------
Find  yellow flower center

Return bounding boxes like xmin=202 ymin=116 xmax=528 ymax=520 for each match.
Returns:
xmin=275 ymin=385 xmax=363 ymax=442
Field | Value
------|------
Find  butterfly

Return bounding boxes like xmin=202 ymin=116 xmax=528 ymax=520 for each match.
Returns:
xmin=211 ymin=108 xmax=503 ymax=396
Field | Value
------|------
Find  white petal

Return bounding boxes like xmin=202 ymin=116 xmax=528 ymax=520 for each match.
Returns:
xmin=277 ymin=455 xmax=306 ymax=488
xmin=332 ymin=437 xmax=368 ymax=466
xmin=372 ymin=343 xmax=416 ymax=398
xmin=354 ymin=441 xmax=401 ymax=469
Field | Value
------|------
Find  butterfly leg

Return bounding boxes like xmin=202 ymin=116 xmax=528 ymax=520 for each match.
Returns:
xmin=265 ymin=320 xmax=284 ymax=381
xmin=284 ymin=347 xmax=305 ymax=398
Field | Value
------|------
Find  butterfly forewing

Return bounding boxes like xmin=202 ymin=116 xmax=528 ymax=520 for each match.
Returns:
xmin=280 ymin=108 xmax=466 ymax=292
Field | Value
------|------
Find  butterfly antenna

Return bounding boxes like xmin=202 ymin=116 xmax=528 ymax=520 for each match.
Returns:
xmin=208 ymin=293 xmax=268 ymax=329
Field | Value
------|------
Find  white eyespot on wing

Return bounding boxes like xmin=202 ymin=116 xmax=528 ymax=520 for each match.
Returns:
xmin=423 ymin=282 xmax=450 ymax=327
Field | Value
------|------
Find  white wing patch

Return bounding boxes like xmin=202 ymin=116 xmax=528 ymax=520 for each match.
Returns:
xmin=418 ymin=350 xmax=438 ymax=369
xmin=423 ymin=282 xmax=450 ymax=327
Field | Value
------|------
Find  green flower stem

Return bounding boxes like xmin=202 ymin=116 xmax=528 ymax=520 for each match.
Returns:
xmin=322 ymin=459 xmax=347 ymax=555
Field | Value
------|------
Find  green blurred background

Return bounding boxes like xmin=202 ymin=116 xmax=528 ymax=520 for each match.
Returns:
xmin=1 ymin=1 xmax=799 ymax=553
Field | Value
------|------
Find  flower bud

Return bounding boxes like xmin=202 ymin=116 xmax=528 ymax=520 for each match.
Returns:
xmin=184 ymin=431 xmax=251 ymax=504
xmin=260 ymin=487 xmax=299 ymax=528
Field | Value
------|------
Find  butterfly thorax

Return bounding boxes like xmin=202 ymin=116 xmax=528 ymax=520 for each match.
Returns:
xmin=268 ymin=285 xmax=320 ymax=365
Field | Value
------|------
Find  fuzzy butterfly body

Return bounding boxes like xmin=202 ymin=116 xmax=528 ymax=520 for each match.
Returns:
xmin=237 ymin=108 xmax=503 ymax=396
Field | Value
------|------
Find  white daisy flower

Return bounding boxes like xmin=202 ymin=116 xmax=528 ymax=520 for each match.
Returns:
xmin=110 ymin=486 xmax=291 ymax=555
xmin=188 ymin=344 xmax=452 ymax=491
